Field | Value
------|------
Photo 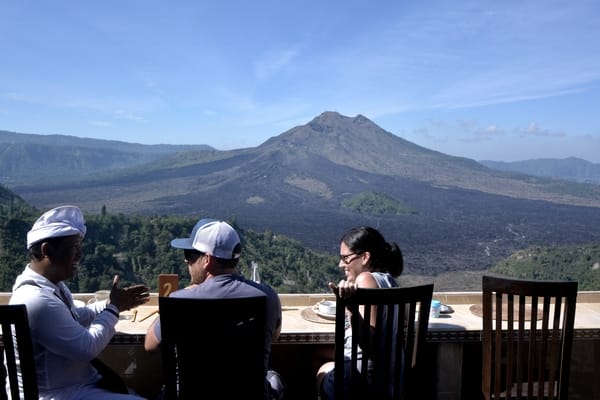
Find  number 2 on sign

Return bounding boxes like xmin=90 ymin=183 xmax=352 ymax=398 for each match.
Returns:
xmin=158 ymin=274 xmax=178 ymax=297
xmin=162 ymin=282 xmax=173 ymax=297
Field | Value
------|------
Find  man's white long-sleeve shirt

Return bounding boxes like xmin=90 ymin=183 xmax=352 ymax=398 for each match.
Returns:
xmin=9 ymin=265 xmax=119 ymax=398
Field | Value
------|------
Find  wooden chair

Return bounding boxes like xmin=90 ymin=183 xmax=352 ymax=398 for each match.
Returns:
xmin=481 ymin=275 xmax=578 ymax=400
xmin=0 ymin=304 xmax=38 ymax=400
xmin=332 ymin=284 xmax=434 ymax=400
xmin=158 ymin=296 xmax=267 ymax=400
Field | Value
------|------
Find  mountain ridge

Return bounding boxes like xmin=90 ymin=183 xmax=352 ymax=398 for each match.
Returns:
xmin=0 ymin=129 xmax=213 ymax=186
xmin=480 ymin=157 xmax=600 ymax=184
xmin=3 ymin=112 xmax=600 ymax=280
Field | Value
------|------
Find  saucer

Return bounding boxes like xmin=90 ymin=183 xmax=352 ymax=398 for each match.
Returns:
xmin=313 ymin=306 xmax=336 ymax=320
xmin=300 ymin=307 xmax=335 ymax=324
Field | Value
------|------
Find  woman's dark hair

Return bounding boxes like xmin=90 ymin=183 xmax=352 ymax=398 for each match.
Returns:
xmin=340 ymin=226 xmax=403 ymax=277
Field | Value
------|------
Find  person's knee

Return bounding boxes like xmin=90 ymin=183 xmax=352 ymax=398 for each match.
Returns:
xmin=316 ymin=362 xmax=337 ymax=400
xmin=267 ymin=369 xmax=285 ymax=400
xmin=316 ymin=361 xmax=334 ymax=389
xmin=317 ymin=361 xmax=334 ymax=376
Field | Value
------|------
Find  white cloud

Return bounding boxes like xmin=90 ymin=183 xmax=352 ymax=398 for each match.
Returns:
xmin=460 ymin=123 xmax=505 ymax=143
xmin=114 ymin=110 xmax=146 ymax=122
xmin=517 ymin=122 xmax=565 ymax=138
xmin=89 ymin=120 xmax=112 ymax=127
xmin=254 ymin=48 xmax=298 ymax=81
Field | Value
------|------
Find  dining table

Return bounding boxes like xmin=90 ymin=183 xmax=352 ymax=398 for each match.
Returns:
xmin=111 ymin=300 xmax=338 ymax=344
xmin=3 ymin=291 xmax=597 ymax=400
xmin=113 ymin=296 xmax=600 ymax=342
xmin=103 ymin=293 xmax=600 ymax=399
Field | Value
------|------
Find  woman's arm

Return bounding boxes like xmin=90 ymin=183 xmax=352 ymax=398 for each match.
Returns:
xmin=343 ymin=272 xmax=379 ymax=353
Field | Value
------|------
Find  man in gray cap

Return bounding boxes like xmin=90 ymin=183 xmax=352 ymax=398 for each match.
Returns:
xmin=144 ymin=218 xmax=284 ymax=399
xmin=9 ymin=205 xmax=150 ymax=399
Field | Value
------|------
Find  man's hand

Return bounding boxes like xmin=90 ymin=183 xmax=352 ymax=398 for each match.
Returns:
xmin=109 ymin=275 xmax=150 ymax=312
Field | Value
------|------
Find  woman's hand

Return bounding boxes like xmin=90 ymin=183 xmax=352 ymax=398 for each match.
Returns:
xmin=328 ymin=281 xmax=360 ymax=315
xmin=109 ymin=275 xmax=150 ymax=312
xmin=329 ymin=280 xmax=358 ymax=299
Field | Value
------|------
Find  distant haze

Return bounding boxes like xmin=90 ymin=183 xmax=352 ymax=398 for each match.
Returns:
xmin=480 ymin=158 xmax=600 ymax=185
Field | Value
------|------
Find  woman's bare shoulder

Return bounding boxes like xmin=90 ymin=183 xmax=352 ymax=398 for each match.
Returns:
xmin=356 ymin=272 xmax=379 ymax=289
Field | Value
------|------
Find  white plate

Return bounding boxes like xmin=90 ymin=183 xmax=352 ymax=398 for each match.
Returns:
xmin=313 ymin=306 xmax=336 ymax=320
xmin=73 ymin=299 xmax=86 ymax=308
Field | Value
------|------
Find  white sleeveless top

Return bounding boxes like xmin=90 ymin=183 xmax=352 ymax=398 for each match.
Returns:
xmin=343 ymin=272 xmax=398 ymax=360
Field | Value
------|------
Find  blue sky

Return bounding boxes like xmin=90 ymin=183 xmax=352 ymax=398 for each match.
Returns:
xmin=1 ymin=1 xmax=600 ymax=162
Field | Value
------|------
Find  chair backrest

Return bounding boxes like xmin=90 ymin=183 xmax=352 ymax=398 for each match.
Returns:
xmin=481 ymin=275 xmax=578 ymax=400
xmin=0 ymin=304 xmax=38 ymax=400
xmin=158 ymin=296 xmax=267 ymax=400
xmin=333 ymin=284 xmax=434 ymax=400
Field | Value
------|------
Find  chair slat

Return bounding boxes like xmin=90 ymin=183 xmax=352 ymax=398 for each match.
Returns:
xmin=548 ymin=296 xmax=563 ymax=399
xmin=505 ymin=294 xmax=514 ymax=396
xmin=493 ymin=292 xmax=502 ymax=399
xmin=0 ymin=304 xmax=39 ymax=400
xmin=538 ymin=296 xmax=551 ymax=399
xmin=527 ymin=295 xmax=538 ymax=398
xmin=517 ymin=295 xmax=526 ymax=398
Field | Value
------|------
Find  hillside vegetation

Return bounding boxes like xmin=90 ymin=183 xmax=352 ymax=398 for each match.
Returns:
xmin=490 ymin=244 xmax=600 ymax=289
xmin=0 ymin=195 xmax=339 ymax=293
xmin=342 ymin=191 xmax=414 ymax=215
xmin=3 ymin=187 xmax=600 ymax=292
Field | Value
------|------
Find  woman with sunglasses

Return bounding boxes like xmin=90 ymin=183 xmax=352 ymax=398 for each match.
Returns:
xmin=316 ymin=226 xmax=403 ymax=399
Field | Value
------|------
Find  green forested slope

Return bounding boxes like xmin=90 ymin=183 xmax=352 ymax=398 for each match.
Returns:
xmin=5 ymin=182 xmax=600 ymax=293
xmin=0 ymin=202 xmax=340 ymax=293
xmin=341 ymin=191 xmax=414 ymax=215
xmin=490 ymin=244 xmax=600 ymax=289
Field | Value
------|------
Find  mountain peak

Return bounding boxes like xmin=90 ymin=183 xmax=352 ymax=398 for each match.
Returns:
xmin=312 ymin=110 xmax=343 ymax=121
xmin=268 ymin=111 xmax=387 ymax=145
xmin=308 ymin=111 xmax=375 ymax=131
xmin=265 ymin=110 xmax=427 ymax=151
xmin=262 ymin=111 xmax=385 ymax=152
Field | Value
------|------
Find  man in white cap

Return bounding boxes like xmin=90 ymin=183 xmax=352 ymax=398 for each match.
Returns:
xmin=144 ymin=218 xmax=284 ymax=399
xmin=9 ymin=205 xmax=150 ymax=399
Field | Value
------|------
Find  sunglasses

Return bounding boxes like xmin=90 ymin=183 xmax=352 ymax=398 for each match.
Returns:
xmin=184 ymin=249 xmax=205 ymax=264
xmin=339 ymin=252 xmax=363 ymax=264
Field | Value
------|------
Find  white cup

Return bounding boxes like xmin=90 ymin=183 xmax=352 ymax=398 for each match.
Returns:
xmin=88 ymin=290 xmax=110 ymax=304
xmin=318 ymin=300 xmax=336 ymax=315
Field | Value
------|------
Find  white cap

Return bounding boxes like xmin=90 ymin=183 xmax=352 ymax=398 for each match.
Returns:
xmin=170 ymin=219 xmax=241 ymax=260
xmin=27 ymin=206 xmax=87 ymax=249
